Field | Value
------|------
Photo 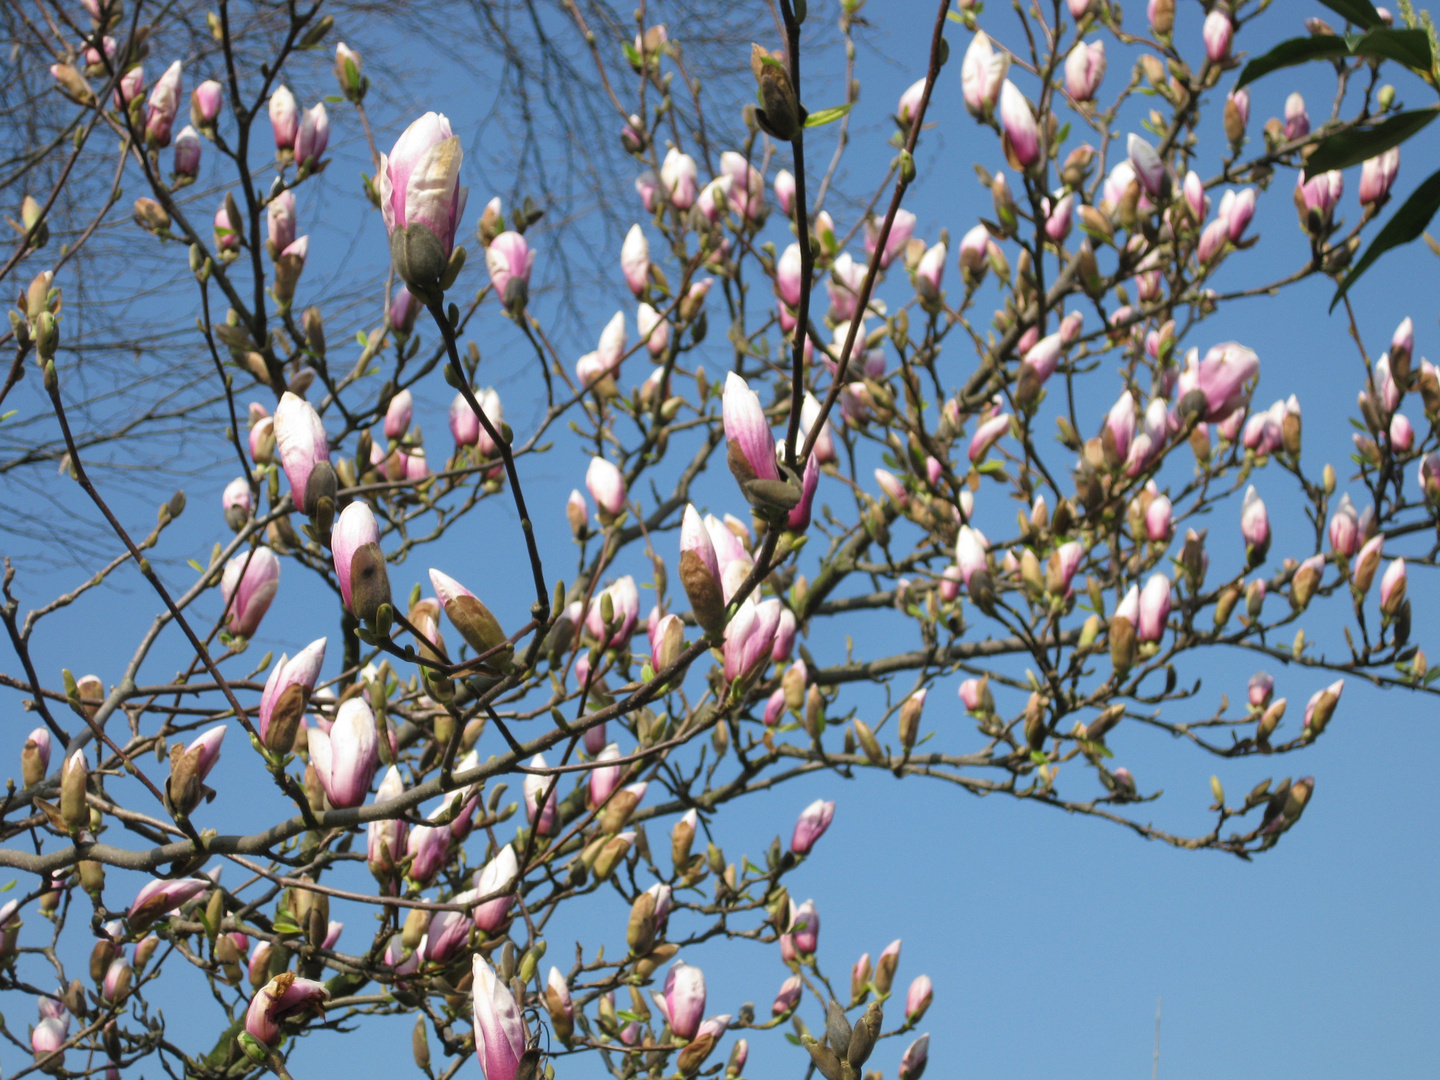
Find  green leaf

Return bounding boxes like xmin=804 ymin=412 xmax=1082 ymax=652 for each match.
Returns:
xmin=1332 ymin=166 xmax=1440 ymax=309
xmin=804 ymin=104 xmax=853 ymax=128
xmin=1236 ymin=36 xmax=1349 ymax=87
xmin=1306 ymin=108 xmax=1440 ymax=176
xmin=188 ymin=558 xmax=205 ymax=572
xmin=0 ymin=880 xmax=14 ymax=892
xmin=1316 ymin=0 xmax=1386 ymax=28
xmin=1350 ymin=27 xmax=1434 ymax=70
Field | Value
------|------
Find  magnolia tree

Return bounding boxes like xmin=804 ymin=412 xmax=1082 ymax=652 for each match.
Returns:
xmin=4 ymin=0 xmax=1440 ymax=1077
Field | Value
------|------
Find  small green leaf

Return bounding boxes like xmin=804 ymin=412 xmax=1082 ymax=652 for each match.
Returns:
xmin=188 ymin=559 xmax=205 ymax=572
xmin=1236 ymin=36 xmax=1349 ymax=87
xmin=1306 ymin=109 xmax=1439 ymax=176
xmin=0 ymin=880 xmax=14 ymax=892
xmin=1316 ymin=0 xmax=1386 ymax=28
xmin=1332 ymin=166 xmax=1440 ymax=309
xmin=804 ymin=104 xmax=853 ymax=128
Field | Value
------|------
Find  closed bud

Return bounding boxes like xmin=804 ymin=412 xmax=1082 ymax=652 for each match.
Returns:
xmin=1256 ymin=698 xmax=1286 ymax=744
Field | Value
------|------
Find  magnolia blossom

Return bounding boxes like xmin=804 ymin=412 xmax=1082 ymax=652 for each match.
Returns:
xmin=791 ymin=798 xmax=835 ymax=854
xmin=309 ymin=698 xmax=379 ymax=809
xmin=961 ymin=31 xmax=1009 ymax=117
xmin=1064 ymin=40 xmax=1106 ymax=101
xmin=661 ymin=148 xmax=699 ymax=208
xmin=656 ymin=961 xmax=706 ymax=1039
xmin=380 ymin=112 xmax=468 ymax=283
xmin=486 ymin=231 xmax=533 ymax=310
xmin=998 ymin=81 xmax=1039 ymax=168
xmin=220 ymin=547 xmax=279 ymax=637
xmin=865 ymin=208 xmax=915 ymax=270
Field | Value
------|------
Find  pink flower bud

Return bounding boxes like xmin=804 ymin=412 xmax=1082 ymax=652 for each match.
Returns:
xmin=1381 ymin=557 xmax=1407 ymax=617
xmin=1390 ymin=412 xmax=1414 ymax=451
xmin=32 ymin=1016 xmax=67 ymax=1063
xmin=771 ymin=607 xmax=797 ymax=661
xmin=1202 ymin=10 xmax=1233 ymax=61
xmin=1359 ymin=147 xmax=1400 ymax=206
xmin=800 ymin=391 xmax=837 ymax=464
xmin=1145 ymin=495 xmax=1173 ymax=541
xmin=1137 ymin=573 xmax=1171 ymax=642
xmin=787 ymin=898 xmax=820 ymax=955
xmin=1219 ymin=187 xmax=1255 ymax=242
xmin=777 ymin=168 xmax=801 ymax=221
xmin=776 ymin=242 xmax=804 ymax=312
xmin=897 ymin=78 xmax=927 ymax=126
xmin=309 ymin=698 xmax=378 ymax=808
xmin=485 ymin=231 xmax=535 ymax=312
xmin=380 ymin=112 xmax=468 ymax=284
xmin=173 ymin=124 xmax=201 ymax=177
xmin=1249 ymin=671 xmax=1274 ymax=709
xmin=906 ymin=975 xmax=933 ymax=1022
xmin=865 ymin=208 xmax=915 ymax=270
xmin=367 ymin=766 xmax=408 ymax=882
xmin=999 ymin=81 xmax=1040 ymax=168
xmin=449 ymin=390 xmax=480 ymax=446
xmin=657 ymin=961 xmax=706 ymax=1040
xmin=955 ymin=525 xmax=989 ymax=587
xmin=1127 ymin=133 xmax=1167 ymax=198
xmin=959 ymin=676 xmax=993 ymax=712
xmin=214 ymin=200 xmax=240 ymax=251
xmin=900 ymin=1035 xmax=930 ymax=1080
xmin=295 ymin=103 xmax=329 ymax=165
xmin=773 ymin=974 xmax=802 ymax=1015
xmin=722 ymin=598 xmax=782 ymax=682
xmin=1328 ymin=493 xmax=1359 ymax=556
xmin=263 ymin=192 xmax=294 ymax=256
xmin=128 ymin=877 xmax=209 ymax=931
xmin=961 ymin=31 xmax=1009 ymax=117
xmin=1064 ymin=39 xmax=1106 ymax=101
xmin=968 ymin=413 xmax=1011 ymax=462
xmin=472 ymin=844 xmax=519 ymax=933
xmin=621 ymin=223 xmax=649 ymax=296
xmin=585 ymin=456 xmax=627 ymax=518
xmin=914 ymin=241 xmax=947 ymax=302
xmin=192 ymin=79 xmax=223 ymax=126
xmin=143 ymin=60 xmax=183 ymax=146
xmin=523 ymin=754 xmax=559 ymax=835
xmin=269 ymin=86 xmax=299 ymax=150
xmin=1296 ymin=169 xmax=1343 ymax=233
xmin=719 ymin=151 xmax=766 ymax=222
xmin=1284 ymin=92 xmax=1309 ymax=141
xmin=791 ymin=798 xmax=835 ymax=854
xmin=588 ymin=743 xmax=623 ymax=808
xmin=331 ymin=500 xmax=381 ymax=614
xmin=827 ymin=252 xmax=866 ymax=322
xmin=220 ymin=547 xmax=279 ymax=637
xmin=384 ymin=388 xmax=413 ymax=439
xmin=1176 ymin=342 xmax=1258 ymax=421
xmin=246 ymin=973 xmax=330 ymax=1047
xmin=661 ymin=149 xmax=698 ymax=209
xmin=273 ymin=391 xmax=329 ymax=512
xmin=1392 ymin=317 xmax=1414 ymax=370
xmin=258 ymin=638 xmax=325 ymax=746
xmin=723 ymin=372 xmax=780 ymax=484
xmin=1241 ymin=485 xmax=1270 ymax=557
xmin=114 ymin=64 xmax=145 ymax=108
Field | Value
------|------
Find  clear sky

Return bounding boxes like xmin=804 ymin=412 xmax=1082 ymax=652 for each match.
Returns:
xmin=5 ymin=1 xmax=1439 ymax=1078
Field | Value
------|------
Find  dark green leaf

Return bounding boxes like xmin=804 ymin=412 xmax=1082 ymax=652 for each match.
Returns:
xmin=804 ymin=104 xmax=853 ymax=128
xmin=1316 ymin=0 xmax=1385 ymax=28
xmin=1350 ymin=27 xmax=1434 ymax=70
xmin=1236 ymin=36 xmax=1350 ymax=87
xmin=1331 ymin=166 xmax=1440 ymax=309
xmin=1305 ymin=108 xmax=1440 ymax=176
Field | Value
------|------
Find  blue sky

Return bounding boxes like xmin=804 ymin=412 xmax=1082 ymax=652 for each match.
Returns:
xmin=4 ymin=1 xmax=1439 ymax=1077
